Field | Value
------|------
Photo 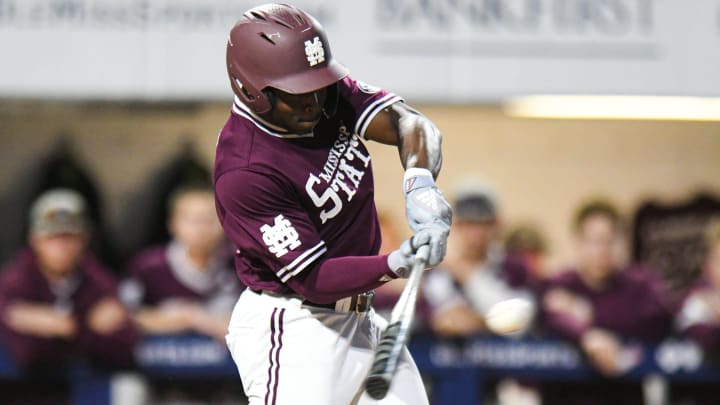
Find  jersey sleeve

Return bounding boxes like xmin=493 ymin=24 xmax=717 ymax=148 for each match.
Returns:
xmin=338 ymin=76 xmax=403 ymax=139
xmin=215 ymin=169 xmax=326 ymax=283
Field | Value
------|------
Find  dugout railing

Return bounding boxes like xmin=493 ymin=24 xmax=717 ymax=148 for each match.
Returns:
xmin=1 ymin=333 xmax=718 ymax=404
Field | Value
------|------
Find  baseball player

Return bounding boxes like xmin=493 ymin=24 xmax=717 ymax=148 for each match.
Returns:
xmin=214 ymin=4 xmax=451 ymax=404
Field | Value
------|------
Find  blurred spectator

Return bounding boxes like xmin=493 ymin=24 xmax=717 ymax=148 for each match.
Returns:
xmin=120 ymin=184 xmax=242 ymax=341
xmin=541 ymin=199 xmax=673 ymax=405
xmin=0 ymin=189 xmax=137 ymax=369
xmin=0 ymin=138 xmax=119 ymax=270
xmin=423 ymin=181 xmax=534 ymax=337
xmin=670 ymin=221 xmax=720 ymax=405
xmin=676 ymin=220 xmax=720 ymax=352
xmin=504 ymin=223 xmax=549 ymax=292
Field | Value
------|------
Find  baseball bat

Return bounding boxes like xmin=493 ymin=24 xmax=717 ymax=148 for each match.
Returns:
xmin=364 ymin=244 xmax=430 ymax=400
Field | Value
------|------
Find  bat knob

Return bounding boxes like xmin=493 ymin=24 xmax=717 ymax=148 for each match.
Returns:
xmin=365 ymin=375 xmax=391 ymax=400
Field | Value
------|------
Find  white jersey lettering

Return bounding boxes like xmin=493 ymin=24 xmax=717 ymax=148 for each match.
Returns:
xmin=306 ymin=173 xmax=343 ymax=224
xmin=305 ymin=128 xmax=371 ymax=224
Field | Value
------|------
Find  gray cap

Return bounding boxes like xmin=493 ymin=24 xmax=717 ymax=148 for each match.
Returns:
xmin=453 ymin=180 xmax=498 ymax=222
xmin=30 ymin=189 xmax=88 ymax=236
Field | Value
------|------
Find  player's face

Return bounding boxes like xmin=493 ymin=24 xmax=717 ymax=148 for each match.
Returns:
xmin=576 ymin=215 xmax=621 ymax=281
xmin=264 ymin=87 xmax=327 ymax=133
xmin=454 ymin=219 xmax=497 ymax=256
xmin=30 ymin=233 xmax=87 ymax=277
xmin=170 ymin=192 xmax=225 ymax=259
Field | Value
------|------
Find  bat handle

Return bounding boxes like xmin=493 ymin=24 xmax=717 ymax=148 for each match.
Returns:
xmin=364 ymin=321 xmax=404 ymax=399
xmin=415 ymin=244 xmax=430 ymax=266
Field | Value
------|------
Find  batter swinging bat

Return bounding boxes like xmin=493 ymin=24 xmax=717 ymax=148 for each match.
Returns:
xmin=364 ymin=244 xmax=430 ymax=400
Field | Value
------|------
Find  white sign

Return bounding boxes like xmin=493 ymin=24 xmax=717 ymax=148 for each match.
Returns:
xmin=0 ymin=0 xmax=718 ymax=101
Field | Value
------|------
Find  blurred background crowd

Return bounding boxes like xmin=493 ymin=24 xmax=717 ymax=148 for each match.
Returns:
xmin=0 ymin=156 xmax=718 ymax=404
xmin=1 ymin=0 xmax=720 ymax=404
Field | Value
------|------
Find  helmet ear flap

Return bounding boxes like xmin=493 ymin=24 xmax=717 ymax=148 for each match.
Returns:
xmin=231 ymin=76 xmax=272 ymax=114
xmin=263 ymin=89 xmax=277 ymax=109
xmin=323 ymin=83 xmax=339 ymax=118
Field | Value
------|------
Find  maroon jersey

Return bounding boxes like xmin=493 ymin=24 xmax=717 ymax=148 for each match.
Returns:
xmin=214 ymin=77 xmax=401 ymax=295
xmin=121 ymin=242 xmax=242 ymax=313
xmin=541 ymin=266 xmax=673 ymax=342
xmin=675 ymin=279 xmax=720 ymax=352
xmin=540 ymin=267 xmax=674 ymax=405
xmin=0 ymin=249 xmax=137 ymax=368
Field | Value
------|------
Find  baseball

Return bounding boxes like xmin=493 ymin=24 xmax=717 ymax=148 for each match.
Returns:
xmin=485 ymin=298 xmax=533 ymax=335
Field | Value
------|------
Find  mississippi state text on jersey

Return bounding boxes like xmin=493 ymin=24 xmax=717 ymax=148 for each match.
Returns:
xmin=214 ymin=77 xmax=402 ymax=295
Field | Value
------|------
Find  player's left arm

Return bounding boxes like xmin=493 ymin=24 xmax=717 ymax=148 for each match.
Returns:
xmin=364 ymin=102 xmax=442 ymax=177
xmin=364 ymin=102 xmax=452 ymax=266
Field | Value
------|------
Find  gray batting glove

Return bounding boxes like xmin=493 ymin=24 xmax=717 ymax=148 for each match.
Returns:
xmin=387 ymin=232 xmax=432 ymax=278
xmin=403 ymin=168 xmax=452 ymax=266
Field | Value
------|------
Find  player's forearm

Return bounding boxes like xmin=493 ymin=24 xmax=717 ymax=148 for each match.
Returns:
xmin=396 ymin=106 xmax=443 ymax=178
xmin=365 ymin=103 xmax=443 ymax=178
xmin=193 ymin=315 xmax=232 ymax=341
xmin=4 ymin=303 xmax=76 ymax=338
xmin=134 ymin=308 xmax=195 ymax=334
xmin=288 ymin=255 xmax=397 ymax=304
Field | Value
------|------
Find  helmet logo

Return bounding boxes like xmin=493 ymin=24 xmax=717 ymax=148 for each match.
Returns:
xmin=304 ymin=36 xmax=325 ymax=67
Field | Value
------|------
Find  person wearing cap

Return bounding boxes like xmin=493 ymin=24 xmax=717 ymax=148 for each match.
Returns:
xmin=423 ymin=181 xmax=535 ymax=337
xmin=0 ymin=189 xmax=137 ymax=370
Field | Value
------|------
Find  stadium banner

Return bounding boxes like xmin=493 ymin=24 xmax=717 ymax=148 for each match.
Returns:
xmin=0 ymin=0 xmax=718 ymax=101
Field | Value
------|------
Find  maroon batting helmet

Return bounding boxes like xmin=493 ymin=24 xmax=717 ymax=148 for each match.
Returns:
xmin=227 ymin=4 xmax=349 ymax=114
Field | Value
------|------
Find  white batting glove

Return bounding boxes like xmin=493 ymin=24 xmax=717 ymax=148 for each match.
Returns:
xmin=403 ymin=168 xmax=452 ymax=267
xmin=387 ymin=232 xmax=432 ymax=278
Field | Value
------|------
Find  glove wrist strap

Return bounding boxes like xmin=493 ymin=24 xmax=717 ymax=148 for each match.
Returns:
xmin=403 ymin=167 xmax=435 ymax=195
xmin=387 ymin=250 xmax=409 ymax=278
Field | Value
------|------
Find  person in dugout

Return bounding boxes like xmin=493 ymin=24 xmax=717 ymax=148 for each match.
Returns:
xmin=120 ymin=184 xmax=243 ymax=341
xmin=0 ymin=189 xmax=137 ymax=369
xmin=540 ymin=199 xmax=674 ymax=405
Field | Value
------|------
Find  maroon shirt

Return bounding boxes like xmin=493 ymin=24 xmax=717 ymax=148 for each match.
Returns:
xmin=676 ymin=278 xmax=720 ymax=352
xmin=541 ymin=266 xmax=673 ymax=342
xmin=0 ymin=249 xmax=137 ymax=368
xmin=540 ymin=267 xmax=673 ymax=405
xmin=122 ymin=243 xmax=242 ymax=312
xmin=214 ymin=77 xmax=402 ymax=299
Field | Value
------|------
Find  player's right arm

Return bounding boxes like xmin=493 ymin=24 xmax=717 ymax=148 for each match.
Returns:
xmin=215 ymin=170 xmax=419 ymax=304
xmin=3 ymin=302 xmax=76 ymax=338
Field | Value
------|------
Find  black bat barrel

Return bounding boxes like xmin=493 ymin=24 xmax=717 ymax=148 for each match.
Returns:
xmin=364 ymin=321 xmax=404 ymax=399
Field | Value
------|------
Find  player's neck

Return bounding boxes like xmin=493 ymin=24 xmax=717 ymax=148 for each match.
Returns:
xmin=459 ymin=249 xmax=488 ymax=265
xmin=38 ymin=264 xmax=76 ymax=285
xmin=185 ymin=247 xmax=212 ymax=271
xmin=578 ymin=268 xmax=613 ymax=291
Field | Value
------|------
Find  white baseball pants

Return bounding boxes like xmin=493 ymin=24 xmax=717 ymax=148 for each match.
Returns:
xmin=226 ymin=289 xmax=429 ymax=405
